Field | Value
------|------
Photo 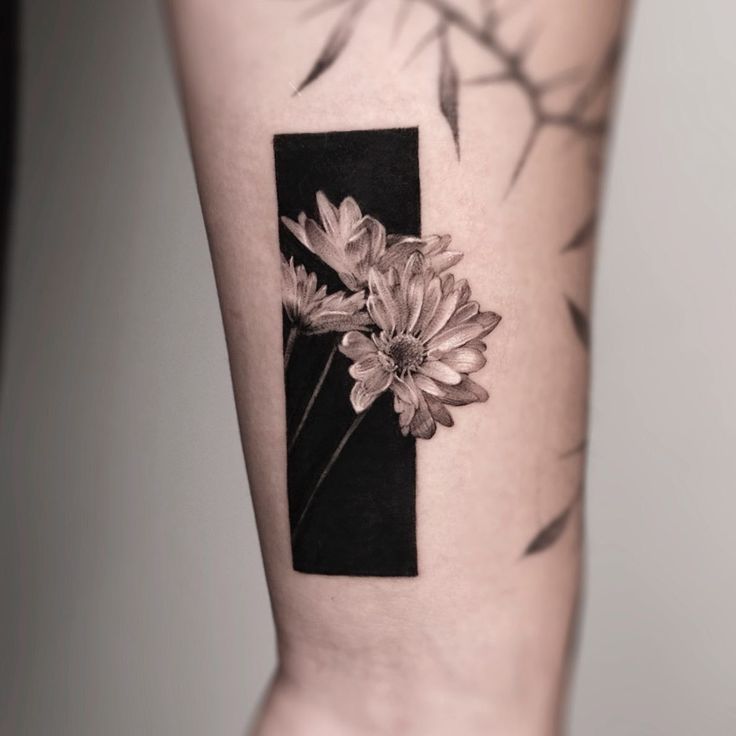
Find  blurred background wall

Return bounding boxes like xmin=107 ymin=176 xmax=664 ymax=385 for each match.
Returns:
xmin=1 ymin=1 xmax=734 ymax=734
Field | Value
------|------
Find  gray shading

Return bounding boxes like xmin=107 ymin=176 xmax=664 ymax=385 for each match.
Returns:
xmin=294 ymin=0 xmax=369 ymax=94
xmin=566 ymin=295 xmax=590 ymax=350
xmin=561 ymin=214 xmax=597 ymax=253
xmin=291 ymin=0 xmax=623 ymax=191
xmin=523 ymin=495 xmax=579 ymax=557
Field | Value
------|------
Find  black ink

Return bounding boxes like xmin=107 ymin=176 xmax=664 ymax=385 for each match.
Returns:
xmin=438 ymin=24 xmax=460 ymax=157
xmin=295 ymin=0 xmax=368 ymax=94
xmin=561 ymin=215 xmax=597 ymax=253
xmin=275 ymin=129 xmax=421 ymax=576
xmin=275 ymin=129 xmax=501 ymax=576
xmin=292 ymin=0 xmax=623 ymax=184
xmin=287 ymin=1 xmax=618 ymax=536
xmin=559 ymin=439 xmax=586 ymax=460
xmin=523 ymin=497 xmax=578 ymax=557
xmin=565 ymin=296 xmax=590 ymax=350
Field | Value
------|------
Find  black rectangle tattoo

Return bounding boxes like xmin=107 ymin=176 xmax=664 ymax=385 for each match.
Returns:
xmin=275 ymin=128 xmax=500 ymax=577
xmin=276 ymin=128 xmax=420 ymax=577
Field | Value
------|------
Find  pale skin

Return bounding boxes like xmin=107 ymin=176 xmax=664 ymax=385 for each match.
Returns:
xmin=165 ymin=1 xmax=629 ymax=734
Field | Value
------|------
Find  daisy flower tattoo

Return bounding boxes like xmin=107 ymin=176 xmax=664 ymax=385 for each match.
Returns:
xmin=282 ymin=191 xmax=462 ymax=291
xmin=280 ymin=185 xmax=502 ymax=548
xmin=340 ymin=253 xmax=500 ymax=439
xmin=280 ymin=255 xmax=371 ymax=367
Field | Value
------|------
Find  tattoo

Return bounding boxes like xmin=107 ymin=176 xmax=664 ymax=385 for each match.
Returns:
xmin=561 ymin=214 xmax=597 ymax=254
xmin=287 ymin=2 xmax=627 ymax=557
xmin=275 ymin=128 xmax=501 ymax=575
xmin=565 ymin=295 xmax=590 ymax=350
xmin=523 ymin=490 xmax=580 ymax=557
xmin=559 ymin=439 xmax=586 ymax=460
xmin=291 ymin=0 xmax=625 ymax=350
xmin=293 ymin=1 xmax=619 ymax=181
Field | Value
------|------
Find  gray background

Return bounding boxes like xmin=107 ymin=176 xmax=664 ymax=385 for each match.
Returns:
xmin=1 ymin=1 xmax=734 ymax=734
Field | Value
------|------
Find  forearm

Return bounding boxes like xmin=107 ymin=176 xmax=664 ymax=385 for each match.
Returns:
xmin=165 ymin=1 xmax=628 ymax=734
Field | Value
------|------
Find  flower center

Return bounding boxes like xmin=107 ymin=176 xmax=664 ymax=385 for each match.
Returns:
xmin=386 ymin=334 xmax=425 ymax=373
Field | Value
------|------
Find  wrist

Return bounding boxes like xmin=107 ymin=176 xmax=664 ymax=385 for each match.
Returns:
xmin=251 ymin=656 xmax=564 ymax=736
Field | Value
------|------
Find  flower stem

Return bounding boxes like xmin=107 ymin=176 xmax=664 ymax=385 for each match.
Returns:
xmin=283 ymin=326 xmax=299 ymax=371
xmin=291 ymin=410 xmax=368 ymax=545
xmin=288 ymin=343 xmax=337 ymax=453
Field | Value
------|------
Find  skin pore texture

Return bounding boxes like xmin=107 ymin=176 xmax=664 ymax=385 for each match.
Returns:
xmin=165 ymin=1 xmax=629 ymax=734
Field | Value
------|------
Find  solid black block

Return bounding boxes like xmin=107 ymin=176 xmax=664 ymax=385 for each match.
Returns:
xmin=274 ymin=128 xmax=420 ymax=577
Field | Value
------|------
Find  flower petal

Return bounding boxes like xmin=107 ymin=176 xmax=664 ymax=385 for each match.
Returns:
xmin=379 ymin=236 xmax=423 ymax=271
xmin=367 ymin=295 xmax=395 ymax=333
xmin=417 ymin=359 xmax=462 ymax=385
xmin=345 ymin=229 xmax=370 ymax=261
xmin=368 ymin=269 xmax=400 ymax=332
xmin=365 ymin=367 xmax=393 ymax=393
xmin=382 ymin=233 xmax=459 ymax=277
xmin=304 ymin=218 xmax=344 ymax=272
xmin=447 ymin=302 xmax=479 ymax=326
xmin=316 ymin=191 xmax=340 ymax=238
xmin=421 ymin=233 xmax=452 ymax=257
xmin=338 ymin=196 xmax=363 ymax=237
xmin=462 ymin=376 xmax=489 ymax=402
xmin=340 ymin=331 xmax=376 ymax=361
xmin=409 ymin=397 xmax=436 ymax=439
xmin=361 ymin=217 xmax=387 ymax=262
xmin=338 ymin=271 xmax=361 ymax=291
xmin=429 ymin=250 xmax=463 ymax=273
xmin=413 ymin=374 xmax=445 ymax=397
xmin=415 ymin=277 xmax=442 ymax=335
xmin=350 ymin=382 xmax=381 ymax=413
xmin=455 ymin=279 xmax=471 ymax=306
xmin=436 ymin=376 xmax=489 ymax=406
xmin=348 ymin=354 xmax=380 ymax=377
xmin=391 ymin=375 xmax=420 ymax=408
xmin=442 ymin=347 xmax=486 ymax=373
xmin=281 ymin=215 xmax=307 ymax=247
xmin=426 ymin=322 xmax=486 ymax=354
xmin=299 ymin=284 xmax=371 ymax=334
xmin=477 ymin=311 xmax=502 ymax=337
xmin=440 ymin=272 xmax=455 ymax=296
xmin=349 ymin=357 xmax=391 ymax=392
xmin=347 ymin=217 xmax=386 ymax=285
xmin=426 ymin=394 xmax=454 ymax=427
xmin=394 ymin=395 xmax=416 ymax=430
xmin=419 ymin=288 xmax=460 ymax=341
xmin=404 ymin=276 xmax=425 ymax=333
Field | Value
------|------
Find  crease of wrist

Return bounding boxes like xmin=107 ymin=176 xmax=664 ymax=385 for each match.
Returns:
xmin=261 ymin=665 xmax=547 ymax=736
xmin=272 ymin=645 xmax=496 ymax=734
xmin=279 ymin=636 xmax=447 ymax=695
